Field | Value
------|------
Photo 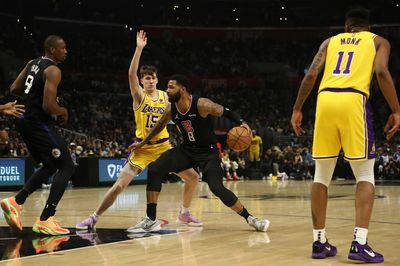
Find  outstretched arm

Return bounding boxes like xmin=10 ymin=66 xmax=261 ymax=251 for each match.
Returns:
xmin=291 ymin=38 xmax=330 ymax=136
xmin=128 ymin=30 xmax=147 ymax=109
xmin=128 ymin=104 xmax=173 ymax=151
xmin=374 ymin=36 xmax=400 ymax=140
xmin=0 ymin=101 xmax=25 ymax=118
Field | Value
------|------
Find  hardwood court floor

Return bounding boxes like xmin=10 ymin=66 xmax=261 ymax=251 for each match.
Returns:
xmin=0 ymin=179 xmax=399 ymax=265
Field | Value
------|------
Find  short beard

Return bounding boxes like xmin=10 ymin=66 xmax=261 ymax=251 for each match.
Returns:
xmin=168 ymin=93 xmax=181 ymax=103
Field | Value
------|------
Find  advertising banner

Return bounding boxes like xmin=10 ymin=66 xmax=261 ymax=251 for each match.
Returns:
xmin=0 ymin=159 xmax=25 ymax=186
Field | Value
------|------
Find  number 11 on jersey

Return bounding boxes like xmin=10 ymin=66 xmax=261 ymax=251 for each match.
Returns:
xmin=332 ymin=51 xmax=354 ymax=76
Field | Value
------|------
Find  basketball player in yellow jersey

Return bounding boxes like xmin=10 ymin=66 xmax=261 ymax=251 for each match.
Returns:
xmin=76 ymin=30 xmax=202 ymax=230
xmin=291 ymin=8 xmax=400 ymax=263
xmin=248 ymin=130 xmax=262 ymax=167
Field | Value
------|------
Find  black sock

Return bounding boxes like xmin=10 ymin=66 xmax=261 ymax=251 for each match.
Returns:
xmin=238 ymin=207 xmax=251 ymax=221
xmin=15 ymin=189 xmax=30 ymax=205
xmin=40 ymin=203 xmax=57 ymax=221
xmin=147 ymin=203 xmax=157 ymax=220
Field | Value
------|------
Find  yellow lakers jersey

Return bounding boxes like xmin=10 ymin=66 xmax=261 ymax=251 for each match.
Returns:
xmin=250 ymin=135 xmax=262 ymax=151
xmin=134 ymin=90 xmax=169 ymax=141
xmin=319 ymin=31 xmax=377 ymax=97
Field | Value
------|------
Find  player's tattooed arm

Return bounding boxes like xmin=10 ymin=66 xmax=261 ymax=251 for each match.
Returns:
xmin=197 ymin=97 xmax=224 ymax=118
xmin=293 ymin=38 xmax=330 ymax=111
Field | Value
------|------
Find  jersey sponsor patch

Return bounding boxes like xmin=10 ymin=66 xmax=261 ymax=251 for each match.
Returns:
xmin=51 ymin=148 xmax=61 ymax=158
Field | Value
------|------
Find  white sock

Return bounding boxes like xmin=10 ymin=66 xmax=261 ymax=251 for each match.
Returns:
xmin=180 ymin=206 xmax=190 ymax=213
xmin=313 ymin=228 xmax=327 ymax=243
xmin=93 ymin=212 xmax=100 ymax=218
xmin=354 ymin=227 xmax=368 ymax=245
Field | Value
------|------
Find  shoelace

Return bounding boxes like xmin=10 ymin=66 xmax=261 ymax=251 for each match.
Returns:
xmin=50 ymin=217 xmax=61 ymax=227
xmin=134 ymin=218 xmax=148 ymax=227
xmin=14 ymin=199 xmax=22 ymax=209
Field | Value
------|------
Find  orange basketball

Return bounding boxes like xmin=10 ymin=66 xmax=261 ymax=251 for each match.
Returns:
xmin=226 ymin=126 xmax=252 ymax=152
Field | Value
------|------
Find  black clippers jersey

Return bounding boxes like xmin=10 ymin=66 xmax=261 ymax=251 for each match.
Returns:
xmin=22 ymin=57 xmax=57 ymax=122
xmin=171 ymin=96 xmax=217 ymax=148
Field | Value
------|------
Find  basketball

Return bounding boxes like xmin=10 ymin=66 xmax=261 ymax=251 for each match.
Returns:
xmin=226 ymin=126 xmax=252 ymax=152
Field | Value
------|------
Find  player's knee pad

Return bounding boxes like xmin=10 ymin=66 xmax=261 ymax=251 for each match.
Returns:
xmin=208 ymin=182 xmax=238 ymax=206
xmin=146 ymin=163 xmax=163 ymax=192
xmin=314 ymin=159 xmax=337 ymax=187
xmin=349 ymin=159 xmax=375 ymax=186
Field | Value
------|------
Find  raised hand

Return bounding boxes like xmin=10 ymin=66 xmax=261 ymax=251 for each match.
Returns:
xmin=240 ymin=122 xmax=252 ymax=137
xmin=136 ymin=30 xmax=147 ymax=49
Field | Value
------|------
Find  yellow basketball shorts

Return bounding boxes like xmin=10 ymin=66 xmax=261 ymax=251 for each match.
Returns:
xmin=312 ymin=89 xmax=375 ymax=161
xmin=249 ymin=149 xmax=260 ymax=161
xmin=128 ymin=141 xmax=172 ymax=170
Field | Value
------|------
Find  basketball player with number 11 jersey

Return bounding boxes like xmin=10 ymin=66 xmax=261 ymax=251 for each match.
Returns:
xmin=291 ymin=8 xmax=400 ymax=263
xmin=314 ymin=31 xmax=377 ymax=161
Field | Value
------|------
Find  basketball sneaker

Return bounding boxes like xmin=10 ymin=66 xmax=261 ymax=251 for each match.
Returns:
xmin=177 ymin=211 xmax=203 ymax=227
xmin=126 ymin=217 xmax=162 ymax=233
xmin=32 ymin=235 xmax=70 ymax=253
xmin=247 ymin=216 xmax=270 ymax=232
xmin=312 ymin=240 xmax=337 ymax=259
xmin=1 ymin=197 xmax=23 ymax=231
xmin=75 ymin=214 xmax=98 ymax=230
xmin=348 ymin=241 xmax=384 ymax=263
xmin=33 ymin=217 xmax=70 ymax=235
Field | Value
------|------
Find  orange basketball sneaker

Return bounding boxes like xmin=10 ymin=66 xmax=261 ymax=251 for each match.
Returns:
xmin=1 ymin=197 xmax=23 ymax=231
xmin=33 ymin=217 xmax=70 ymax=235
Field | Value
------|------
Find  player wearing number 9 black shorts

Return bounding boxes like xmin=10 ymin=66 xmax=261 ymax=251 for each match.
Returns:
xmin=0 ymin=35 xmax=74 ymax=235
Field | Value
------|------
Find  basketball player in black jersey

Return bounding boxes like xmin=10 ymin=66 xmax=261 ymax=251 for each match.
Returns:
xmin=127 ymin=75 xmax=270 ymax=233
xmin=0 ymin=35 xmax=73 ymax=235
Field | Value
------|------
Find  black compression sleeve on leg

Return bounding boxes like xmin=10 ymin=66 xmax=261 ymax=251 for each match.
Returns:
xmin=20 ymin=164 xmax=57 ymax=198
xmin=205 ymin=161 xmax=238 ymax=207
xmin=46 ymin=156 xmax=75 ymax=207
xmin=146 ymin=164 xmax=164 ymax=192
xmin=222 ymin=107 xmax=244 ymax=126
